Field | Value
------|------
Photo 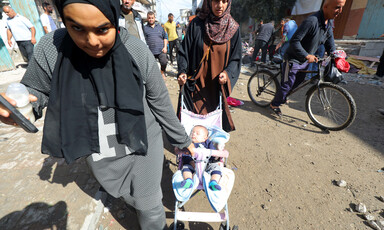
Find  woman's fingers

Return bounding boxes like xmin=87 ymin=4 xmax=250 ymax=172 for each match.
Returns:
xmin=0 ymin=93 xmax=15 ymax=119
xmin=0 ymin=108 xmax=10 ymax=118
xmin=218 ymin=72 xmax=228 ymax=85
xmin=177 ymin=74 xmax=187 ymax=85
xmin=29 ymin=94 xmax=38 ymax=102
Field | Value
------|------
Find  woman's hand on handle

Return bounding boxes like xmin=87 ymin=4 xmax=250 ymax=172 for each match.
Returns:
xmin=178 ymin=73 xmax=187 ymax=86
xmin=0 ymin=93 xmax=37 ymax=125
xmin=218 ymin=71 xmax=228 ymax=85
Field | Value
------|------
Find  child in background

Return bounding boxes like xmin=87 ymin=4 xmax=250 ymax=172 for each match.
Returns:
xmin=181 ymin=125 xmax=222 ymax=191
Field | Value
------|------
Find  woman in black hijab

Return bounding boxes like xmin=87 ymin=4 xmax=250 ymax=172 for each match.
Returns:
xmin=177 ymin=0 xmax=241 ymax=132
xmin=0 ymin=0 xmax=194 ymax=228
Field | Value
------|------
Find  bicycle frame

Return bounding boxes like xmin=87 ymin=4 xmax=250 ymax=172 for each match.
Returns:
xmin=255 ymin=56 xmax=333 ymax=99
xmin=257 ymin=58 xmax=332 ymax=108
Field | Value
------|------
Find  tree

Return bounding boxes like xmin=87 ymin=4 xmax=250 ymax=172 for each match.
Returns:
xmin=232 ymin=0 xmax=296 ymax=23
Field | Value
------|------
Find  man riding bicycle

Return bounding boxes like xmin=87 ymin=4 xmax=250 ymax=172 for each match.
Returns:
xmin=270 ymin=0 xmax=346 ymax=115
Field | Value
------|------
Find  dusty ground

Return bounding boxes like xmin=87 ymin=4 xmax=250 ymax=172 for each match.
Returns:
xmin=0 ymin=67 xmax=102 ymax=230
xmin=0 ymin=63 xmax=383 ymax=230
xmin=97 ymin=65 xmax=384 ymax=230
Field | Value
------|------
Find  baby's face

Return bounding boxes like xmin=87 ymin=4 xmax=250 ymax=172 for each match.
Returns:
xmin=190 ymin=126 xmax=208 ymax=143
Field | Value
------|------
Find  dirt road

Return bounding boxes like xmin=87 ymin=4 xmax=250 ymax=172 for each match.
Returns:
xmin=98 ymin=67 xmax=384 ymax=229
xmin=1 ymin=65 xmax=383 ymax=229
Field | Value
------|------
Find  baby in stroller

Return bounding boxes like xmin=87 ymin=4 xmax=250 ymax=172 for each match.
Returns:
xmin=181 ymin=125 xmax=222 ymax=191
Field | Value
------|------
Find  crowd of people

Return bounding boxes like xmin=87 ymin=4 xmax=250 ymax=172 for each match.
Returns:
xmin=0 ymin=0 xmax=383 ymax=229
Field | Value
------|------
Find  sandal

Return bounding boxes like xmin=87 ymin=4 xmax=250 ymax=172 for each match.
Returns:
xmin=270 ymin=105 xmax=282 ymax=116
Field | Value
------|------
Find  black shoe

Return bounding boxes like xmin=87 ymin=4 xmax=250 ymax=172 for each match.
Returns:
xmin=270 ymin=105 xmax=282 ymax=116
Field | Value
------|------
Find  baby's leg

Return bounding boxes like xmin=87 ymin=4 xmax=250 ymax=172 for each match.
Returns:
xmin=181 ymin=155 xmax=195 ymax=180
xmin=181 ymin=155 xmax=195 ymax=189
xmin=207 ymin=163 xmax=222 ymax=191
xmin=181 ymin=164 xmax=194 ymax=188
xmin=182 ymin=166 xmax=193 ymax=180
xmin=211 ymin=173 xmax=221 ymax=182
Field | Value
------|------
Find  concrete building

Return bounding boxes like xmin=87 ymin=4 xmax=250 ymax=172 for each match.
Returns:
xmin=292 ymin=0 xmax=384 ymax=40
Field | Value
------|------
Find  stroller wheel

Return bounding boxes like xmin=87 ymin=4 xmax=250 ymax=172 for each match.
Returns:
xmin=219 ymin=223 xmax=227 ymax=230
xmin=169 ymin=221 xmax=185 ymax=230
xmin=220 ymin=223 xmax=239 ymax=230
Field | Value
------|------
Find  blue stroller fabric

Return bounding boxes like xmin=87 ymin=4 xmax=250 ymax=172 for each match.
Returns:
xmin=172 ymin=170 xmax=199 ymax=202
xmin=203 ymin=168 xmax=235 ymax=213
xmin=208 ymin=125 xmax=230 ymax=144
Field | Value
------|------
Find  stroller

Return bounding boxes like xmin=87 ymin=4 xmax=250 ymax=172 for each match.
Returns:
xmin=171 ymin=94 xmax=238 ymax=230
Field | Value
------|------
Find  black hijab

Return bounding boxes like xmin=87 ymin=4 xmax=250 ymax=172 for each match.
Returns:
xmin=42 ymin=0 xmax=147 ymax=163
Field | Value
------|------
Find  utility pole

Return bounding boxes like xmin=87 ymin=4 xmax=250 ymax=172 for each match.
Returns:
xmin=150 ymin=0 xmax=155 ymax=13
xmin=156 ymin=0 xmax=162 ymax=23
xmin=192 ymin=0 xmax=197 ymax=14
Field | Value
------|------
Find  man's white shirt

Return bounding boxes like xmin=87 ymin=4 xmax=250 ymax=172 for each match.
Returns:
xmin=6 ymin=14 xmax=33 ymax=41
xmin=40 ymin=13 xmax=57 ymax=33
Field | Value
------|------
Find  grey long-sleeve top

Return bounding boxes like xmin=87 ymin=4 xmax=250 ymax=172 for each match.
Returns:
xmin=285 ymin=10 xmax=336 ymax=63
xmin=21 ymin=28 xmax=191 ymax=154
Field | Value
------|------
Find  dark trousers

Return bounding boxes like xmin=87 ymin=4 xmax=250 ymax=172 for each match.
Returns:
xmin=271 ymin=61 xmax=310 ymax=107
xmin=279 ymin=42 xmax=289 ymax=58
xmin=252 ymin=39 xmax=268 ymax=63
xmin=168 ymin=40 xmax=178 ymax=64
xmin=377 ymin=50 xmax=384 ymax=77
xmin=16 ymin=40 xmax=34 ymax=63
xmin=136 ymin=203 xmax=167 ymax=229
xmin=268 ymin=44 xmax=276 ymax=61
xmin=154 ymin=53 xmax=168 ymax=72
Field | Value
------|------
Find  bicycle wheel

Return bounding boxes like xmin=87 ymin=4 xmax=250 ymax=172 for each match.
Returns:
xmin=305 ymin=82 xmax=356 ymax=131
xmin=247 ymin=70 xmax=279 ymax=107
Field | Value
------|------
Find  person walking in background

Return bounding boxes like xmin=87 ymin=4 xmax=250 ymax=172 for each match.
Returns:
xmin=144 ymin=11 xmax=168 ymax=81
xmin=119 ymin=0 xmax=146 ymax=44
xmin=275 ymin=18 xmax=297 ymax=58
xmin=251 ymin=20 xmax=274 ymax=66
xmin=176 ymin=21 xmax=183 ymax=45
xmin=164 ymin=13 xmax=179 ymax=65
xmin=40 ymin=2 xmax=57 ymax=34
xmin=3 ymin=5 xmax=36 ymax=63
xmin=177 ymin=0 xmax=242 ymax=132
xmin=270 ymin=0 xmax=345 ymax=115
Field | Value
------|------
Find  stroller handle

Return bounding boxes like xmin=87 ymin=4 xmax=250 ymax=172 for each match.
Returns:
xmin=180 ymin=88 xmax=223 ymax=111
xmin=194 ymin=148 xmax=229 ymax=160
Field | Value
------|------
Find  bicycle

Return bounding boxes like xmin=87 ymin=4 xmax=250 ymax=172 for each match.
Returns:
xmin=247 ymin=57 xmax=357 ymax=131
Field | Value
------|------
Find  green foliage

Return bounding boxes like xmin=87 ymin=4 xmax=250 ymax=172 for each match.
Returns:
xmin=232 ymin=0 xmax=296 ymax=22
xmin=231 ymin=0 xmax=249 ymax=23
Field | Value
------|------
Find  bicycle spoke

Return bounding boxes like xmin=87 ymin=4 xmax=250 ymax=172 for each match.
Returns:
xmin=306 ymin=84 xmax=354 ymax=130
xmin=258 ymin=87 xmax=274 ymax=95
xmin=248 ymin=71 xmax=278 ymax=107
